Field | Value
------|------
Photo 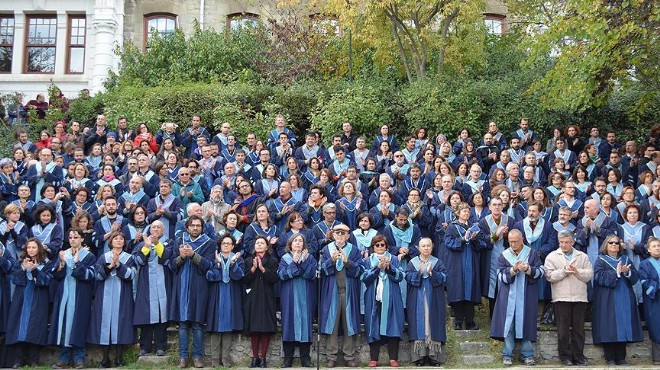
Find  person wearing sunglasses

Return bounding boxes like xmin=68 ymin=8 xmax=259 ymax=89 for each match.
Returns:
xmin=361 ymin=235 xmax=404 ymax=367
xmin=592 ymin=234 xmax=644 ymax=365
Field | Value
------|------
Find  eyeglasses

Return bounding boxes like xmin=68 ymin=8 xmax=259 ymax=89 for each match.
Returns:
xmin=608 ymin=240 xmax=620 ymax=245
xmin=394 ymin=154 xmax=403 ymax=157
xmin=374 ymin=242 xmax=386 ymax=247
xmin=189 ymin=224 xmax=202 ymax=228
xmin=333 ymin=230 xmax=347 ymax=235
xmin=179 ymin=173 xmax=190 ymax=176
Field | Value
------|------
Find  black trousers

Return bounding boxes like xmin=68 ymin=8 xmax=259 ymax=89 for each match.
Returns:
xmin=282 ymin=341 xmax=311 ymax=359
xmin=602 ymin=342 xmax=627 ymax=362
xmin=451 ymin=301 xmax=475 ymax=325
xmin=369 ymin=336 xmax=399 ymax=361
xmin=554 ymin=301 xmax=587 ymax=362
xmin=139 ymin=323 xmax=169 ymax=352
xmin=12 ymin=343 xmax=41 ymax=366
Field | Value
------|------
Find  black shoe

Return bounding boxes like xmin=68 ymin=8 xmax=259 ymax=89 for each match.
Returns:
xmin=414 ymin=359 xmax=425 ymax=366
xmin=466 ymin=322 xmax=480 ymax=330
xmin=156 ymin=350 xmax=166 ymax=356
xmin=615 ymin=360 xmax=628 ymax=365
xmin=250 ymin=358 xmax=261 ymax=368
xmin=115 ymin=358 xmax=126 ymax=367
xmin=139 ymin=350 xmax=149 ymax=356
xmin=301 ymin=357 xmax=312 ymax=367
xmin=282 ymin=357 xmax=293 ymax=368
xmin=454 ymin=321 xmax=463 ymax=330
xmin=574 ymin=358 xmax=588 ymax=366
xmin=428 ymin=358 xmax=443 ymax=366
xmin=12 ymin=363 xmax=22 ymax=369
xmin=607 ymin=360 xmax=616 ymax=365
xmin=259 ymin=357 xmax=267 ymax=368
xmin=99 ymin=359 xmax=111 ymax=368
xmin=561 ymin=359 xmax=573 ymax=366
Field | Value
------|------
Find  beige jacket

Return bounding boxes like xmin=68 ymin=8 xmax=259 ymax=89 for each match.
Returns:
xmin=544 ymin=248 xmax=594 ymax=302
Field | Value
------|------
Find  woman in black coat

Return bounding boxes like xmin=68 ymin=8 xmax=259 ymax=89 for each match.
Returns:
xmin=243 ymin=236 xmax=279 ymax=368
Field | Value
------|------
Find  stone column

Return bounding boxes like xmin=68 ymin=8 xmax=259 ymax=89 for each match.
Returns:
xmin=91 ymin=0 xmax=124 ymax=93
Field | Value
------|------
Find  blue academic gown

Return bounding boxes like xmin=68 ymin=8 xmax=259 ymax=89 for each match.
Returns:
xmin=592 ymin=254 xmax=644 ymax=344
xmin=575 ymin=214 xmax=619 ymax=268
xmin=361 ymin=253 xmax=405 ymax=343
xmin=639 ymin=257 xmax=660 ymax=343
xmin=444 ymin=222 xmax=482 ymax=303
xmin=168 ymin=233 xmax=214 ymax=323
xmin=277 ymin=229 xmax=318 ymax=258
xmin=513 ymin=218 xmax=557 ymax=300
xmin=0 ymin=250 xmax=16 ymax=333
xmin=29 ymin=222 xmax=64 ymax=259
xmin=319 ymin=243 xmax=363 ymax=336
xmin=242 ymin=223 xmax=278 ymax=256
xmin=87 ymin=251 xmax=137 ymax=345
xmin=132 ymin=239 xmax=173 ymax=326
xmin=146 ymin=195 xmax=182 ymax=240
xmin=48 ymin=248 xmax=96 ymax=348
xmin=478 ymin=214 xmax=515 ymax=298
xmin=206 ymin=253 xmax=245 ymax=333
xmin=278 ymin=252 xmax=317 ymax=343
xmin=489 ymin=246 xmax=543 ymax=342
xmin=6 ymin=260 xmax=53 ymax=345
xmin=336 ymin=197 xmax=367 ymax=232
xmin=405 ymin=256 xmax=447 ymax=344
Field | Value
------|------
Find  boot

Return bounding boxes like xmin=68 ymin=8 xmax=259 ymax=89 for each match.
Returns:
xmin=282 ymin=357 xmax=293 ymax=368
xmin=249 ymin=358 xmax=261 ymax=368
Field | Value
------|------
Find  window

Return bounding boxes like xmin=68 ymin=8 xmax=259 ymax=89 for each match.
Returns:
xmin=0 ymin=16 xmax=14 ymax=73
xmin=67 ymin=16 xmax=86 ymax=74
xmin=227 ymin=13 xmax=259 ymax=32
xmin=485 ymin=15 xmax=506 ymax=35
xmin=25 ymin=16 xmax=57 ymax=73
xmin=144 ymin=14 xmax=176 ymax=50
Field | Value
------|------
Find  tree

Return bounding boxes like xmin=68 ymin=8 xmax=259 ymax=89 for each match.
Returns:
xmin=325 ymin=0 xmax=487 ymax=83
xmin=511 ymin=0 xmax=660 ymax=113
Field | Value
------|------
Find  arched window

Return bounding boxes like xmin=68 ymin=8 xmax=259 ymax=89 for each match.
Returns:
xmin=144 ymin=13 xmax=177 ymax=50
xmin=226 ymin=13 xmax=259 ymax=32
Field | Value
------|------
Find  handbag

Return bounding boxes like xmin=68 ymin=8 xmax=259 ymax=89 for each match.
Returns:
xmin=541 ymin=301 xmax=555 ymax=325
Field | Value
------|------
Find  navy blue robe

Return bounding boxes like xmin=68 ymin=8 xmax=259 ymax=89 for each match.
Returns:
xmin=639 ymin=257 xmax=660 ymax=343
xmin=278 ymin=253 xmax=317 ymax=342
xmin=6 ymin=260 xmax=51 ymax=345
xmin=478 ymin=214 xmax=515 ymax=298
xmin=336 ymin=197 xmax=368 ymax=231
xmin=168 ymin=234 xmax=214 ymax=323
xmin=132 ymin=239 xmax=173 ymax=326
xmin=87 ymin=251 xmax=137 ymax=345
xmin=206 ymin=253 xmax=245 ymax=332
xmin=444 ymin=222 xmax=482 ymax=303
xmin=513 ymin=217 xmax=557 ymax=300
xmin=405 ymin=256 xmax=447 ymax=344
xmin=319 ymin=243 xmax=363 ymax=336
xmin=361 ymin=253 xmax=405 ymax=343
xmin=592 ymin=254 xmax=644 ymax=344
xmin=489 ymin=246 xmax=543 ymax=342
xmin=49 ymin=248 xmax=96 ymax=348
xmin=242 ymin=223 xmax=278 ymax=256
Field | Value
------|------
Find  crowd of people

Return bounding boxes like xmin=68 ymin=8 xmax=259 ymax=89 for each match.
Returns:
xmin=0 ymin=112 xmax=659 ymax=368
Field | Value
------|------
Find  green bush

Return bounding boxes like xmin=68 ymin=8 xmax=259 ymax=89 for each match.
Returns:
xmin=310 ymin=81 xmax=394 ymax=145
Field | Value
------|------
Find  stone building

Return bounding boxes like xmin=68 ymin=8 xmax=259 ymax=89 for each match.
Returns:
xmin=0 ymin=0 xmax=507 ymax=100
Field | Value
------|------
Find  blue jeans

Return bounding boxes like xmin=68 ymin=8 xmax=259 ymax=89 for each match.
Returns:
xmin=59 ymin=345 xmax=86 ymax=364
xmin=502 ymin=325 xmax=534 ymax=360
xmin=178 ymin=321 xmax=204 ymax=359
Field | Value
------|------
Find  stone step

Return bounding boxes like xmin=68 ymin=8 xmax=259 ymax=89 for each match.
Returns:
xmin=462 ymin=354 xmax=495 ymax=365
xmin=137 ymin=355 xmax=171 ymax=366
xmin=458 ymin=341 xmax=491 ymax=353
xmin=453 ymin=329 xmax=485 ymax=341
